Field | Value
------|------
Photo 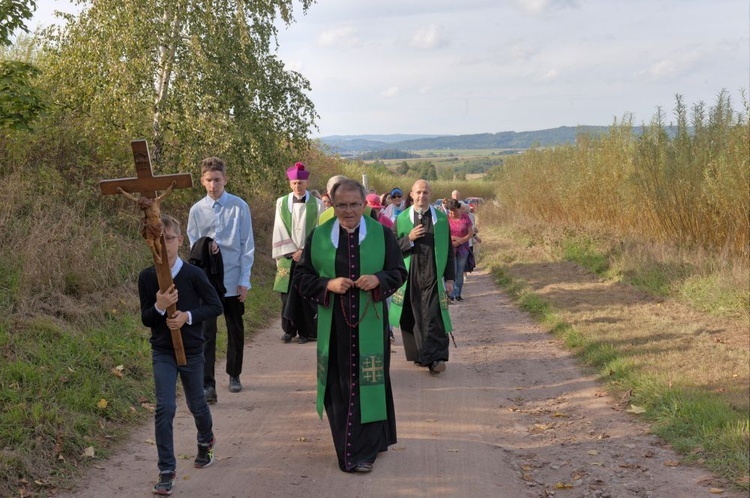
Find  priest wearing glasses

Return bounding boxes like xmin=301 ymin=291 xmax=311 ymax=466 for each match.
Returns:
xmin=293 ymin=179 xmax=406 ymax=473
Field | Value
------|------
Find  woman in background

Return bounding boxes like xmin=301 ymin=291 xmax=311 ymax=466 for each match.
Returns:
xmin=446 ymin=199 xmax=473 ymax=302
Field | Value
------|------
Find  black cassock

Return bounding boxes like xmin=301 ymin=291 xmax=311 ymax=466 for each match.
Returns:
xmin=294 ymin=223 xmax=407 ymax=472
xmin=394 ymin=210 xmax=455 ymax=366
xmin=281 ymin=259 xmax=317 ymax=339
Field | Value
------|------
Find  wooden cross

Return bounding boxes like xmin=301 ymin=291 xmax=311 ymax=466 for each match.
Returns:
xmin=100 ymin=140 xmax=193 ymax=365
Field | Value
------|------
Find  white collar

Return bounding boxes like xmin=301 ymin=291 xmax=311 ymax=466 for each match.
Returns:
xmin=286 ymin=191 xmax=308 ymax=210
xmin=331 ymin=217 xmax=367 ymax=248
xmin=408 ymin=205 xmax=437 ymax=225
xmin=170 ymin=257 xmax=184 ymax=279
xmin=207 ymin=191 xmax=228 ymax=206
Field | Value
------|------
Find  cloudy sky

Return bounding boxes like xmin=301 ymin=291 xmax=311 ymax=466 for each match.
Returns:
xmin=32 ymin=0 xmax=749 ymax=137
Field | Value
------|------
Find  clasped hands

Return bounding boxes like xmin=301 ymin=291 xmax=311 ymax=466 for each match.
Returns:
xmin=326 ymin=275 xmax=379 ymax=294
xmin=451 ymin=234 xmax=472 ymax=247
xmin=156 ymin=284 xmax=188 ymax=329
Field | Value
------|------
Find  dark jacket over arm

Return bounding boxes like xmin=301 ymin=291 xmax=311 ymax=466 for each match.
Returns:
xmin=138 ymin=262 xmax=223 ymax=355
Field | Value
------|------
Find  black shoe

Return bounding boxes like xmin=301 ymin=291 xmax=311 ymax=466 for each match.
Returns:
xmin=297 ymin=336 xmax=310 ymax=344
xmin=194 ymin=438 xmax=215 ymax=468
xmin=428 ymin=360 xmax=446 ymax=374
xmin=353 ymin=462 xmax=373 ymax=473
xmin=455 ymin=296 xmax=464 ymax=302
xmin=229 ymin=376 xmax=242 ymax=393
xmin=281 ymin=333 xmax=293 ymax=343
xmin=152 ymin=470 xmax=176 ymax=495
xmin=204 ymin=386 xmax=217 ymax=404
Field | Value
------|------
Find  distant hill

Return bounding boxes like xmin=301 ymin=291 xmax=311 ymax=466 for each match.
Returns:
xmin=318 ymin=134 xmax=443 ymax=156
xmin=316 ymin=126 xmax=671 ymax=156
xmin=320 ymin=134 xmax=442 ymax=144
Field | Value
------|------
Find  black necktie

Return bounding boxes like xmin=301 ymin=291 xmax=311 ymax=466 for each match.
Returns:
xmin=293 ymin=196 xmax=305 ymax=203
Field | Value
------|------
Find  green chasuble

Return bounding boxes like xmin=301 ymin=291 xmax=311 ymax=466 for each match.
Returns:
xmin=273 ymin=194 xmax=319 ymax=292
xmin=388 ymin=206 xmax=453 ymax=333
xmin=311 ymin=216 xmax=387 ymax=423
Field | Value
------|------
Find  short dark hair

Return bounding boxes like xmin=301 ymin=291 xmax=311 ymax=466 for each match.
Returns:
xmin=200 ymin=157 xmax=226 ymax=175
xmin=331 ymin=179 xmax=366 ymax=203
xmin=446 ymin=199 xmax=460 ymax=211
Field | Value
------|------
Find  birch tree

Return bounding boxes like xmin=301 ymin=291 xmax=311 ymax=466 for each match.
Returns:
xmin=42 ymin=0 xmax=317 ymax=188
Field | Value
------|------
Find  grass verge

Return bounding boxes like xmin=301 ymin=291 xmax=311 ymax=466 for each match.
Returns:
xmin=479 ymin=223 xmax=750 ymax=490
xmin=0 ymin=274 xmax=280 ymax=497
xmin=0 ymin=312 xmax=153 ymax=497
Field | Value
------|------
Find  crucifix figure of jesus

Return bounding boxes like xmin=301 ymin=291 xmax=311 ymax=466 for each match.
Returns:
xmin=100 ymin=140 xmax=193 ymax=365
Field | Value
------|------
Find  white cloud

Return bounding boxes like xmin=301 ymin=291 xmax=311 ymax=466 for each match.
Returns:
xmin=382 ymin=86 xmax=400 ymax=98
xmin=506 ymin=39 xmax=537 ymax=61
xmin=274 ymin=0 xmax=747 ymax=135
xmin=317 ymin=25 xmax=360 ymax=48
xmin=635 ymin=48 xmax=703 ymax=82
xmin=514 ymin=0 xmax=581 ymax=17
xmin=643 ymin=60 xmax=680 ymax=80
xmin=409 ymin=25 xmax=449 ymax=50
xmin=540 ymin=68 xmax=559 ymax=81
xmin=283 ymin=58 xmax=304 ymax=73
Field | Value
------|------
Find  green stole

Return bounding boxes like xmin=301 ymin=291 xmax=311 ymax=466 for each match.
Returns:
xmin=388 ymin=207 xmax=453 ymax=333
xmin=312 ymin=216 xmax=387 ymax=423
xmin=273 ymin=194 xmax=319 ymax=292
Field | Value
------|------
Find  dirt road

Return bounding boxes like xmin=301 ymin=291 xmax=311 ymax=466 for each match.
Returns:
xmin=59 ymin=267 xmax=741 ymax=497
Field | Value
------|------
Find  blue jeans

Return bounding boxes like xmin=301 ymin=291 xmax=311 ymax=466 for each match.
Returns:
xmin=452 ymin=251 xmax=469 ymax=299
xmin=153 ymin=350 xmax=214 ymax=472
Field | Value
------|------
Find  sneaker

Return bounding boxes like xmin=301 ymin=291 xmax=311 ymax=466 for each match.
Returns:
xmin=389 ymin=329 xmax=395 ymax=342
xmin=194 ymin=438 xmax=215 ymax=468
xmin=152 ymin=471 xmax=175 ymax=495
xmin=204 ymin=386 xmax=217 ymax=404
xmin=229 ymin=376 xmax=242 ymax=393
xmin=455 ymin=296 xmax=464 ymax=302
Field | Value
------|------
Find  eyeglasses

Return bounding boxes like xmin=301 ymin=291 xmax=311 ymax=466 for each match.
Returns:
xmin=334 ymin=202 xmax=362 ymax=211
xmin=391 ymin=194 xmax=402 ymax=198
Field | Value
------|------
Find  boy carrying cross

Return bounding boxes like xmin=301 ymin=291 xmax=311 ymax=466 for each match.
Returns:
xmin=137 ymin=214 xmax=223 ymax=495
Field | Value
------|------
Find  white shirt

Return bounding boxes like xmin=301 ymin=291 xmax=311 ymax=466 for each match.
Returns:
xmin=187 ymin=191 xmax=255 ymax=296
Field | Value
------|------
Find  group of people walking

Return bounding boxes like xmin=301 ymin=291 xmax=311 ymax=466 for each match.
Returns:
xmin=136 ymin=158 xmax=480 ymax=494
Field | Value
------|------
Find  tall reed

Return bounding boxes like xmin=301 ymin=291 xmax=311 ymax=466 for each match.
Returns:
xmin=494 ymin=91 xmax=749 ymax=261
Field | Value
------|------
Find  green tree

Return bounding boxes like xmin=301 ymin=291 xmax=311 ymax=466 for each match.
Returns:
xmin=395 ymin=160 xmax=409 ymax=175
xmin=40 ymin=0 xmax=317 ymax=191
xmin=0 ymin=1 xmax=44 ymax=131
xmin=0 ymin=0 xmax=36 ymax=44
xmin=0 ymin=59 xmax=43 ymax=131
xmin=414 ymin=160 xmax=437 ymax=180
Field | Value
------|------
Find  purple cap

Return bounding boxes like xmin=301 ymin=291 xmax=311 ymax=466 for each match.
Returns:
xmin=286 ymin=162 xmax=310 ymax=180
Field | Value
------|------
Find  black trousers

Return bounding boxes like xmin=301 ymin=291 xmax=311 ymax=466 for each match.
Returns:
xmin=203 ymin=296 xmax=245 ymax=388
xmin=280 ymin=292 xmax=297 ymax=337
